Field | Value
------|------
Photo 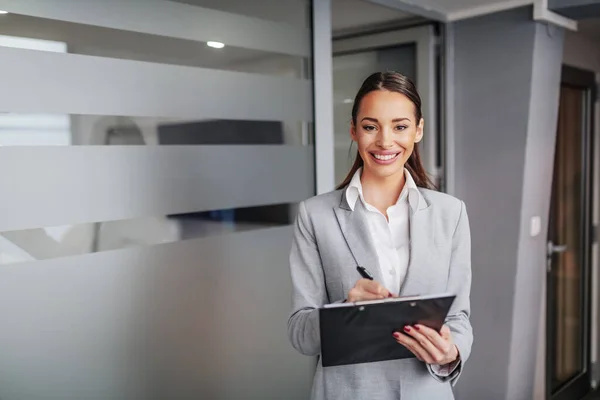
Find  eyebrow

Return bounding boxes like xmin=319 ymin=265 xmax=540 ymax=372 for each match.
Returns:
xmin=360 ymin=117 xmax=411 ymax=123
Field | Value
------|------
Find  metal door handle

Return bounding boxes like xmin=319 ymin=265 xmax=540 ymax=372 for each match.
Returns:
xmin=547 ymin=241 xmax=568 ymax=256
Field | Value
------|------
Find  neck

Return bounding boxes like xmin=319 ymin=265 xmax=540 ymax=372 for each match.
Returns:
xmin=360 ymin=167 xmax=406 ymax=212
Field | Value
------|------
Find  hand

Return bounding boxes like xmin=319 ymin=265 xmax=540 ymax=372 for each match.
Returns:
xmin=393 ymin=324 xmax=459 ymax=366
xmin=347 ymin=279 xmax=392 ymax=302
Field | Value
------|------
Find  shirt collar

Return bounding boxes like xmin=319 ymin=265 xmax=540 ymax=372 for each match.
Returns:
xmin=345 ymin=167 xmax=422 ymax=213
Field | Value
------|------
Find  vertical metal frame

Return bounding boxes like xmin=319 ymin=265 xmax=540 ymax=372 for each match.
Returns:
xmin=331 ymin=25 xmax=440 ymax=185
xmin=441 ymin=23 xmax=455 ymax=195
xmin=592 ymin=72 xmax=600 ymax=389
xmin=312 ymin=0 xmax=335 ymax=195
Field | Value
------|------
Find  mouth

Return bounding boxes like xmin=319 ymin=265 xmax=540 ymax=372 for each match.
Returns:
xmin=370 ymin=152 xmax=401 ymax=165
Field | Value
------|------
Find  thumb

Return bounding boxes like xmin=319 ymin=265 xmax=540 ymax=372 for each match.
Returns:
xmin=364 ymin=280 xmax=390 ymax=297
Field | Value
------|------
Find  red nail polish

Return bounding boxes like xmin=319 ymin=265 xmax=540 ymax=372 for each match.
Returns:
xmin=393 ymin=332 xmax=400 ymax=338
xmin=415 ymin=325 xmax=421 ymax=331
xmin=404 ymin=326 xmax=411 ymax=332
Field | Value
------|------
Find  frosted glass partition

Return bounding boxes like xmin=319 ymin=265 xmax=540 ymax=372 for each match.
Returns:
xmin=0 ymin=1 xmax=314 ymax=398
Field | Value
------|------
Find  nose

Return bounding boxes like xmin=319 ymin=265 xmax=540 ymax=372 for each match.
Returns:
xmin=376 ymin=127 xmax=394 ymax=148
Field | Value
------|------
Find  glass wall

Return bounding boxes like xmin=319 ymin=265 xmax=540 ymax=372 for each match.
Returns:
xmin=0 ymin=1 xmax=314 ymax=399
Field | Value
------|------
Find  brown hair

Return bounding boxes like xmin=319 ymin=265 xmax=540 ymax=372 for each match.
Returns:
xmin=336 ymin=71 xmax=435 ymax=190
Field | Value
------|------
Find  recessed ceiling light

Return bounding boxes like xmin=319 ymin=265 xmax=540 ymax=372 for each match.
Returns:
xmin=0 ymin=10 xmax=9 ymax=14
xmin=343 ymin=98 xmax=353 ymax=104
xmin=207 ymin=41 xmax=225 ymax=49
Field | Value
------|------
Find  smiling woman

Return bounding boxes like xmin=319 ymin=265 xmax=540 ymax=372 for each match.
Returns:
xmin=287 ymin=71 xmax=473 ymax=400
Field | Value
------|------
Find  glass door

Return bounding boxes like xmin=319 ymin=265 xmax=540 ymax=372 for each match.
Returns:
xmin=547 ymin=65 xmax=596 ymax=400
xmin=332 ymin=24 xmax=439 ymax=187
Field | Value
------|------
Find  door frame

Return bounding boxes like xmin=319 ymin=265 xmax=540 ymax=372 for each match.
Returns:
xmin=547 ymin=64 xmax=597 ymax=400
xmin=331 ymin=24 xmax=440 ymax=187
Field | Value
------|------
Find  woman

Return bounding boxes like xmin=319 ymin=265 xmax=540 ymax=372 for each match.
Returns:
xmin=288 ymin=71 xmax=472 ymax=400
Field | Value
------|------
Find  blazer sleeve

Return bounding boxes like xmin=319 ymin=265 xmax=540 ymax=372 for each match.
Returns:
xmin=287 ymin=201 xmax=329 ymax=356
xmin=428 ymin=200 xmax=473 ymax=385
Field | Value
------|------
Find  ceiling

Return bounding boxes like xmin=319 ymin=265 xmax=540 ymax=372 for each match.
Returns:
xmin=144 ymin=0 xmax=600 ymax=36
xmin=175 ymin=0 xmax=418 ymax=33
xmin=578 ymin=18 xmax=600 ymax=40
xmin=369 ymin=0 xmax=600 ymax=37
xmin=370 ymin=0 xmax=534 ymax=20
xmin=401 ymin=0 xmax=530 ymax=14
xmin=171 ymin=0 xmax=311 ymax=28
xmin=332 ymin=0 xmax=415 ymax=32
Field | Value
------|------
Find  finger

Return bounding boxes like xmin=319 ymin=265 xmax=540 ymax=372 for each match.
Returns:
xmin=348 ymin=287 xmax=382 ymax=302
xmin=393 ymin=332 xmax=432 ymax=363
xmin=357 ymin=291 xmax=384 ymax=301
xmin=394 ymin=330 xmax=434 ymax=363
xmin=359 ymin=279 xmax=382 ymax=294
xmin=360 ymin=280 xmax=391 ymax=297
xmin=414 ymin=325 xmax=452 ymax=353
xmin=393 ymin=332 xmax=423 ymax=361
xmin=404 ymin=326 xmax=447 ymax=364
xmin=396 ymin=340 xmax=422 ymax=360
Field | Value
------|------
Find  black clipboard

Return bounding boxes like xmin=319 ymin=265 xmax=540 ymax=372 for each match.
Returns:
xmin=319 ymin=294 xmax=456 ymax=367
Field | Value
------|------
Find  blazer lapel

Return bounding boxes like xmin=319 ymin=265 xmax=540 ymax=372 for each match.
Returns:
xmin=333 ymin=196 xmax=383 ymax=283
xmin=399 ymin=195 xmax=434 ymax=296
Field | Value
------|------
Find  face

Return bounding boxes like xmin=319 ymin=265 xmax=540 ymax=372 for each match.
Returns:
xmin=351 ymin=90 xmax=424 ymax=180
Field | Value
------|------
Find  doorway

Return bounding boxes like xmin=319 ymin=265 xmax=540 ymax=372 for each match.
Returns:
xmin=547 ymin=65 xmax=596 ymax=400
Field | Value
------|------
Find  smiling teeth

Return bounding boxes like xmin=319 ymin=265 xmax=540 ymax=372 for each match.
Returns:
xmin=374 ymin=154 xmax=397 ymax=161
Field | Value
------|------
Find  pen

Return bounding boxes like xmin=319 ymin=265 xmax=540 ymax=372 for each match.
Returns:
xmin=356 ymin=266 xmax=374 ymax=280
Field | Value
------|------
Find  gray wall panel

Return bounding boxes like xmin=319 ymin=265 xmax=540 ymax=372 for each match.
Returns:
xmin=450 ymin=7 xmax=564 ymax=400
xmin=0 ymin=146 xmax=314 ymax=231
xmin=0 ymin=47 xmax=313 ymax=122
xmin=508 ymin=24 xmax=564 ymax=400
xmin=452 ymin=10 xmax=535 ymax=398
xmin=0 ymin=226 xmax=312 ymax=400
xmin=0 ymin=0 xmax=310 ymax=57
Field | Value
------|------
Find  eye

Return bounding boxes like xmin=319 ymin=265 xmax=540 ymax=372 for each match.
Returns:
xmin=395 ymin=125 xmax=408 ymax=131
xmin=362 ymin=125 xmax=377 ymax=132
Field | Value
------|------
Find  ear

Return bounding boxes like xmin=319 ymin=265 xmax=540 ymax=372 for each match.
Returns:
xmin=350 ymin=121 xmax=358 ymax=142
xmin=414 ymin=118 xmax=424 ymax=143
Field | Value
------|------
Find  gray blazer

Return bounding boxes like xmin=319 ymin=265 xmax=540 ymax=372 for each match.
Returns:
xmin=287 ymin=188 xmax=472 ymax=400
